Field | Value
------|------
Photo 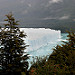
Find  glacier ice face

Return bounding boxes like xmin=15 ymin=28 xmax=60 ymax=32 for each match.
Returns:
xmin=18 ymin=28 xmax=69 ymax=70
xmin=20 ymin=28 xmax=61 ymax=52
xmin=20 ymin=28 xmax=62 ymax=70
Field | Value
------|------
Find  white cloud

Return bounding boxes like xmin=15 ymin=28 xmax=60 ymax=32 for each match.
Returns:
xmin=59 ymin=15 xmax=70 ymax=20
xmin=50 ymin=0 xmax=63 ymax=3
xmin=46 ymin=0 xmax=63 ymax=7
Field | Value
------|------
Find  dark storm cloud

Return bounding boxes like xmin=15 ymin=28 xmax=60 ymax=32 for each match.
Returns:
xmin=0 ymin=0 xmax=63 ymax=18
xmin=0 ymin=0 xmax=75 ymax=29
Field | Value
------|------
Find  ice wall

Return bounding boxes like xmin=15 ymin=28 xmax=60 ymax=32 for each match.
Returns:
xmin=20 ymin=28 xmax=61 ymax=52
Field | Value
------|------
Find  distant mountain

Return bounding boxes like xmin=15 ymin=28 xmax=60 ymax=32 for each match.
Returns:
xmin=0 ymin=0 xmax=75 ymax=32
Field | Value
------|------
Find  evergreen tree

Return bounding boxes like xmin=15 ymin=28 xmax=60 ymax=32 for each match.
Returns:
xmin=48 ymin=31 xmax=75 ymax=74
xmin=0 ymin=13 xmax=29 ymax=74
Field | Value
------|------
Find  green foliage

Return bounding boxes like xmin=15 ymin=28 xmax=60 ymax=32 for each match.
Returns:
xmin=49 ymin=31 xmax=75 ymax=72
xmin=29 ymin=31 xmax=75 ymax=75
xmin=0 ymin=13 xmax=29 ymax=73
xmin=30 ymin=56 xmax=49 ymax=68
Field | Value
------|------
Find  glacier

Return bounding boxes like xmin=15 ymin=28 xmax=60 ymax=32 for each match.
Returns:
xmin=20 ymin=28 xmax=65 ymax=69
xmin=0 ymin=28 xmax=68 ymax=70
xmin=20 ymin=28 xmax=61 ymax=53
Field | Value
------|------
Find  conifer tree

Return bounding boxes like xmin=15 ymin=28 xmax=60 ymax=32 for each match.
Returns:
xmin=49 ymin=31 xmax=75 ymax=74
xmin=0 ymin=13 xmax=29 ymax=74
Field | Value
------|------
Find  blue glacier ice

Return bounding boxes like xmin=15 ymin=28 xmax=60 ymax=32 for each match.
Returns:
xmin=0 ymin=28 xmax=68 ymax=70
xmin=20 ymin=28 xmax=61 ymax=52
xmin=20 ymin=28 xmax=68 ymax=69
xmin=20 ymin=28 xmax=68 ymax=56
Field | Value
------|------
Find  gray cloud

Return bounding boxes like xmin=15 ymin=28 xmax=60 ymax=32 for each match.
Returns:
xmin=20 ymin=0 xmax=25 ymax=3
xmin=0 ymin=0 xmax=75 ymax=28
xmin=28 ymin=3 xmax=32 ymax=7
xmin=22 ymin=10 xmax=28 ymax=14
xmin=42 ymin=17 xmax=58 ymax=20
xmin=73 ymin=19 xmax=75 ymax=21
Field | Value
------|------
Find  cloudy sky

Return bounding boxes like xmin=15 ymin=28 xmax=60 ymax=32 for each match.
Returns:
xmin=0 ymin=0 xmax=75 ymax=28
